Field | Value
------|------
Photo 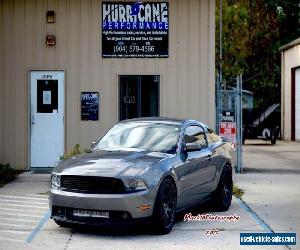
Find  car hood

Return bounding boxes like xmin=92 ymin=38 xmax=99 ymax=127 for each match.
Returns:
xmin=53 ymin=149 xmax=171 ymax=178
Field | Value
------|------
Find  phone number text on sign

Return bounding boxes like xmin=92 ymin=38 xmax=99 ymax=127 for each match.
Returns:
xmin=114 ymin=45 xmax=155 ymax=54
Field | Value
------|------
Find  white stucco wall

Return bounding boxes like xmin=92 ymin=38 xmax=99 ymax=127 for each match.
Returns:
xmin=281 ymin=42 xmax=300 ymax=140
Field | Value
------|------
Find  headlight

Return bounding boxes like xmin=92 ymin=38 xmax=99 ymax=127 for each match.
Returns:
xmin=123 ymin=179 xmax=147 ymax=191
xmin=51 ymin=174 xmax=61 ymax=190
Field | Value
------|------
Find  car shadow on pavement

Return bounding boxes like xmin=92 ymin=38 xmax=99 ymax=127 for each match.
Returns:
xmin=66 ymin=201 xmax=218 ymax=236
xmin=176 ymin=200 xmax=220 ymax=221
xmin=68 ymin=224 xmax=153 ymax=236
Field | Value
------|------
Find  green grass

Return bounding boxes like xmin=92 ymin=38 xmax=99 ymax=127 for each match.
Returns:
xmin=0 ymin=163 xmax=23 ymax=188
xmin=233 ymin=184 xmax=245 ymax=199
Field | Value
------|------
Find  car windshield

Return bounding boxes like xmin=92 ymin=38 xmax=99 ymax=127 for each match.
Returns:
xmin=95 ymin=122 xmax=181 ymax=154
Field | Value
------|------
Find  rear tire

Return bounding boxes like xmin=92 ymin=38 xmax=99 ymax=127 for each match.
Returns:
xmin=152 ymin=178 xmax=177 ymax=235
xmin=212 ymin=164 xmax=233 ymax=211
xmin=271 ymin=127 xmax=278 ymax=145
xmin=271 ymin=136 xmax=277 ymax=145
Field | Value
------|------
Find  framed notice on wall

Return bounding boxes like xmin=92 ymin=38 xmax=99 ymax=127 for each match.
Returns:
xmin=81 ymin=92 xmax=99 ymax=121
xmin=102 ymin=2 xmax=169 ymax=58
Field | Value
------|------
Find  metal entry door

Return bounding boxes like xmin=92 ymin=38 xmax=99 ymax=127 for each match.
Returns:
xmin=30 ymin=71 xmax=64 ymax=168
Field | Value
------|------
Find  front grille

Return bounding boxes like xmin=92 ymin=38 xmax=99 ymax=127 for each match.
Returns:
xmin=61 ymin=175 xmax=126 ymax=194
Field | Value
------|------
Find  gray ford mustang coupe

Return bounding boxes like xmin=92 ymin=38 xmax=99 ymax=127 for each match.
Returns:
xmin=50 ymin=117 xmax=234 ymax=234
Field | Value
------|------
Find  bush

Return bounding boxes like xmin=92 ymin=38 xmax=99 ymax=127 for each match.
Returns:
xmin=0 ymin=163 xmax=23 ymax=187
xmin=59 ymin=144 xmax=88 ymax=162
xmin=233 ymin=184 xmax=245 ymax=199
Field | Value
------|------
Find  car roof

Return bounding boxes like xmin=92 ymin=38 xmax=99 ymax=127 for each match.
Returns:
xmin=118 ymin=117 xmax=208 ymax=127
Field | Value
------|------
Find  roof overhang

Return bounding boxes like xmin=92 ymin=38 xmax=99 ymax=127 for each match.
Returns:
xmin=279 ymin=37 xmax=300 ymax=52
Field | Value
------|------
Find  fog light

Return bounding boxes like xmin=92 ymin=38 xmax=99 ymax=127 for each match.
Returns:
xmin=122 ymin=212 xmax=129 ymax=219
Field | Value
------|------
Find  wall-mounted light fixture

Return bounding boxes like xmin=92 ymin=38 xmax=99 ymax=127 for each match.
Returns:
xmin=47 ymin=11 xmax=55 ymax=23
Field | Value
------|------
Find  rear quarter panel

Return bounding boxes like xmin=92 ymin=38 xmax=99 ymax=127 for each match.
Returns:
xmin=211 ymin=142 xmax=235 ymax=191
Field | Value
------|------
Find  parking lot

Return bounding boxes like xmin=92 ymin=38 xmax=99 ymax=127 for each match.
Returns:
xmin=0 ymin=140 xmax=299 ymax=250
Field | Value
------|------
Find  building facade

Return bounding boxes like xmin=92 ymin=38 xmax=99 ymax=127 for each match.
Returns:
xmin=280 ymin=38 xmax=300 ymax=141
xmin=0 ymin=0 xmax=216 ymax=169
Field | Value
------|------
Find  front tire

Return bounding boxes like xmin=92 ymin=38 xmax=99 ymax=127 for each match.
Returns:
xmin=152 ymin=178 xmax=177 ymax=235
xmin=213 ymin=164 xmax=233 ymax=211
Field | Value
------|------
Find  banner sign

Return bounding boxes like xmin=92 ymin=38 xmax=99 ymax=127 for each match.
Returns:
xmin=219 ymin=122 xmax=236 ymax=144
xmin=102 ymin=2 xmax=169 ymax=58
xmin=81 ymin=92 xmax=99 ymax=121
xmin=221 ymin=111 xmax=235 ymax=122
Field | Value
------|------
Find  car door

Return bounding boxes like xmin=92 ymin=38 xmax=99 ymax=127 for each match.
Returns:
xmin=173 ymin=125 xmax=210 ymax=208
xmin=185 ymin=125 xmax=215 ymax=202
xmin=173 ymin=152 xmax=198 ymax=208
xmin=192 ymin=127 xmax=221 ymax=197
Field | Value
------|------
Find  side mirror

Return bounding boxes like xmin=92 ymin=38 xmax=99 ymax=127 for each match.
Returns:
xmin=90 ymin=141 xmax=98 ymax=149
xmin=183 ymin=142 xmax=201 ymax=153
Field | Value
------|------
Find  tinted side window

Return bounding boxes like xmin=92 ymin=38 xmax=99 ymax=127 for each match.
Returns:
xmin=184 ymin=126 xmax=207 ymax=147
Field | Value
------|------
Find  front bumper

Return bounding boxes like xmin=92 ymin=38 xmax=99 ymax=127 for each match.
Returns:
xmin=49 ymin=189 xmax=155 ymax=225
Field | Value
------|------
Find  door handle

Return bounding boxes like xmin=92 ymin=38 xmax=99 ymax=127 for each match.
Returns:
xmin=31 ymin=115 xmax=35 ymax=125
xmin=207 ymin=154 xmax=212 ymax=160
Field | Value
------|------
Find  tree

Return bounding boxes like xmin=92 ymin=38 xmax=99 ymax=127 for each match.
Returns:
xmin=216 ymin=0 xmax=300 ymax=109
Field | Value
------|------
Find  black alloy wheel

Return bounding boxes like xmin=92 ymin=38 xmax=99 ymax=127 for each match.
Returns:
xmin=152 ymin=178 xmax=177 ymax=235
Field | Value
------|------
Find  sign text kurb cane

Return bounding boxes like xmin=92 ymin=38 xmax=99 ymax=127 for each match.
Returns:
xmin=102 ymin=2 xmax=169 ymax=58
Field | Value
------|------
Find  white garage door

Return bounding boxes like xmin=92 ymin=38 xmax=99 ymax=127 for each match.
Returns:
xmin=295 ymin=68 xmax=300 ymax=140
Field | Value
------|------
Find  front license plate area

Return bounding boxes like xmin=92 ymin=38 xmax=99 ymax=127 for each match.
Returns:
xmin=73 ymin=209 xmax=109 ymax=218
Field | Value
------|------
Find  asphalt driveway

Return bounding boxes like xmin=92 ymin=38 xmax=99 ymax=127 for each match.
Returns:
xmin=0 ymin=140 xmax=299 ymax=250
